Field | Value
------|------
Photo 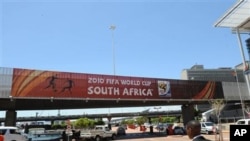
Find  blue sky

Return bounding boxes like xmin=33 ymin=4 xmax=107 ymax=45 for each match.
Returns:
xmin=0 ymin=0 xmax=248 ymax=118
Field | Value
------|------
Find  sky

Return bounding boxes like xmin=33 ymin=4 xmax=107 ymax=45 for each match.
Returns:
xmin=0 ymin=0 xmax=249 ymax=118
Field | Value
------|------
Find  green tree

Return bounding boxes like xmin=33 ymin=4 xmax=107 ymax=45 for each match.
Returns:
xmin=126 ymin=119 xmax=136 ymax=125
xmin=74 ymin=117 xmax=95 ymax=128
xmin=121 ymin=120 xmax=127 ymax=125
xmin=94 ymin=119 xmax=105 ymax=125
xmin=135 ymin=116 xmax=147 ymax=125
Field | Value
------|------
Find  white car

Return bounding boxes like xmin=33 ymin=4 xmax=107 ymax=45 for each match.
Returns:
xmin=200 ymin=122 xmax=218 ymax=134
xmin=0 ymin=126 xmax=28 ymax=141
xmin=236 ymin=119 xmax=250 ymax=125
xmin=80 ymin=125 xmax=116 ymax=141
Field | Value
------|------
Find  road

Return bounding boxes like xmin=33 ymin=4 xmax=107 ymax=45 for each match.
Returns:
xmin=114 ymin=126 xmax=230 ymax=141
xmin=60 ymin=126 xmax=230 ymax=141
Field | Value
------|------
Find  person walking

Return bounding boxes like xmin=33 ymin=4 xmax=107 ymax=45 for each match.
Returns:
xmin=186 ymin=120 xmax=211 ymax=141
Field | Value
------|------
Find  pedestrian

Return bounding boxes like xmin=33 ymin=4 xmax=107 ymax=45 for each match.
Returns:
xmin=186 ymin=120 xmax=211 ymax=141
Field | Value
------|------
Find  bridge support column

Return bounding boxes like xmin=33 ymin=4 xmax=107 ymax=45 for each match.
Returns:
xmin=51 ymin=120 xmax=54 ymax=125
xmin=148 ymin=117 xmax=153 ymax=134
xmin=5 ymin=110 xmax=17 ymax=126
xmin=181 ymin=104 xmax=195 ymax=126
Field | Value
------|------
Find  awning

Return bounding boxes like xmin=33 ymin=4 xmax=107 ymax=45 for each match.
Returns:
xmin=214 ymin=1 xmax=250 ymax=114
xmin=214 ymin=0 xmax=250 ymax=33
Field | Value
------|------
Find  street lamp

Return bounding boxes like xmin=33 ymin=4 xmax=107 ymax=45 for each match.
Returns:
xmin=235 ymin=29 xmax=250 ymax=112
xmin=109 ymin=25 xmax=116 ymax=122
xmin=109 ymin=25 xmax=116 ymax=75
xmin=234 ymin=68 xmax=246 ymax=119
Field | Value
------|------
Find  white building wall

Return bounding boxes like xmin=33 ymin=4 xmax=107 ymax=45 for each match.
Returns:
xmin=222 ymin=82 xmax=250 ymax=100
xmin=0 ymin=67 xmax=13 ymax=98
xmin=180 ymin=69 xmax=188 ymax=80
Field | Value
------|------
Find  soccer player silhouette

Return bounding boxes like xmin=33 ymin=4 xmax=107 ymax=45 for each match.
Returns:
xmin=60 ymin=78 xmax=74 ymax=94
xmin=44 ymin=74 xmax=58 ymax=92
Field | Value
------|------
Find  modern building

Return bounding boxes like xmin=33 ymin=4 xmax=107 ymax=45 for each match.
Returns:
xmin=181 ymin=64 xmax=245 ymax=83
xmin=181 ymin=64 xmax=249 ymax=122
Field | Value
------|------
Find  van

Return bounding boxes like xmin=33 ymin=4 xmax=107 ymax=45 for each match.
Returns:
xmin=236 ymin=119 xmax=250 ymax=125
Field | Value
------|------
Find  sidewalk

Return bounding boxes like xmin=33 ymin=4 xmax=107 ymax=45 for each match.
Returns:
xmin=220 ymin=123 xmax=230 ymax=133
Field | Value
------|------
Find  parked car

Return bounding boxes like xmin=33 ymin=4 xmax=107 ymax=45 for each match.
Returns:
xmin=155 ymin=123 xmax=175 ymax=135
xmin=0 ymin=126 xmax=28 ymax=141
xmin=144 ymin=123 xmax=153 ymax=128
xmin=200 ymin=122 xmax=218 ymax=134
xmin=171 ymin=123 xmax=185 ymax=135
xmin=26 ymin=127 xmax=62 ymax=141
xmin=116 ymin=126 xmax=126 ymax=136
xmin=120 ymin=124 xmax=127 ymax=130
xmin=155 ymin=123 xmax=171 ymax=131
xmin=173 ymin=126 xmax=185 ymax=135
xmin=80 ymin=125 xmax=116 ymax=141
xmin=235 ymin=119 xmax=250 ymax=125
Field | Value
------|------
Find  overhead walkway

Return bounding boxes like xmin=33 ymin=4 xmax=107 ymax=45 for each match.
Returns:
xmin=0 ymin=67 xmax=250 ymax=126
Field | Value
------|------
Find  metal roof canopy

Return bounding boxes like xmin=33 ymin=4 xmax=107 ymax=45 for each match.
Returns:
xmin=214 ymin=0 xmax=250 ymax=33
xmin=214 ymin=0 xmax=250 ymax=118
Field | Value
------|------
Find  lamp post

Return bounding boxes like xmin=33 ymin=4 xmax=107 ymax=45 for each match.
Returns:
xmin=235 ymin=29 xmax=250 ymax=114
xmin=108 ymin=25 xmax=116 ymax=127
xmin=242 ymin=37 xmax=250 ymax=118
xmin=235 ymin=68 xmax=246 ymax=119
xmin=109 ymin=25 xmax=116 ymax=75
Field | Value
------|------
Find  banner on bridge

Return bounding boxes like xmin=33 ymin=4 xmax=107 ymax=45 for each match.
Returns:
xmin=4 ymin=68 xmax=224 ymax=100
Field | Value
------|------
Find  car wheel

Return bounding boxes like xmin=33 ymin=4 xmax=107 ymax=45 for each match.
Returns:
xmin=111 ymin=134 xmax=116 ymax=140
xmin=95 ymin=136 xmax=101 ymax=141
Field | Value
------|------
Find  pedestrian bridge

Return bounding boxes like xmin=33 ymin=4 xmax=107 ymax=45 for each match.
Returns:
xmin=0 ymin=110 xmax=183 ymax=124
xmin=0 ymin=67 xmax=249 ymax=126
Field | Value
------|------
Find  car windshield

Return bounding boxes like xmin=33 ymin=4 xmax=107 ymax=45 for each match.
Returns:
xmin=204 ymin=122 xmax=214 ymax=126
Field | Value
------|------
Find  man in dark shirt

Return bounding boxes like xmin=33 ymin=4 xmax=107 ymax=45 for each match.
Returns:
xmin=186 ymin=120 xmax=211 ymax=141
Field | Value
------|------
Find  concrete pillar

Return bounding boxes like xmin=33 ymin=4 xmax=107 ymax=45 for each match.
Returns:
xmin=5 ymin=110 xmax=17 ymax=126
xmin=148 ymin=117 xmax=153 ymax=133
xmin=51 ymin=120 xmax=54 ymax=125
xmin=181 ymin=104 xmax=195 ymax=126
